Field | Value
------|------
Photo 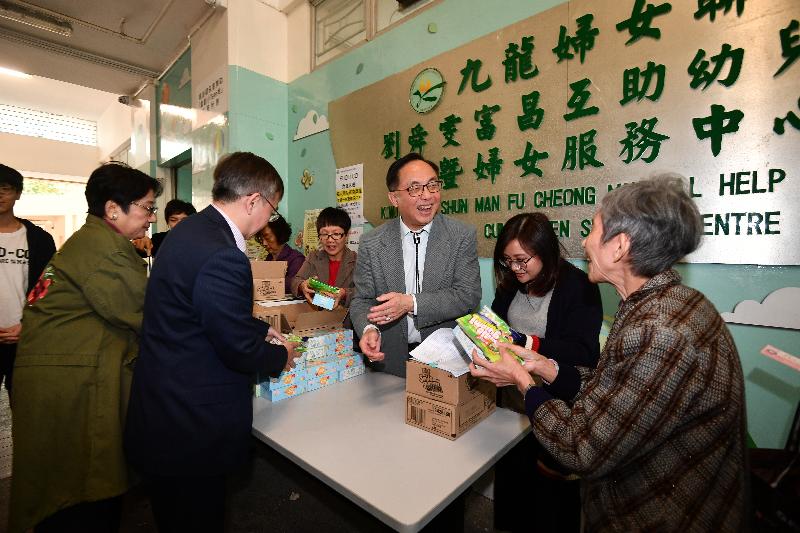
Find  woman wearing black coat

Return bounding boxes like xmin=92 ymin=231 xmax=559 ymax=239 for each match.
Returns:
xmin=490 ymin=212 xmax=603 ymax=533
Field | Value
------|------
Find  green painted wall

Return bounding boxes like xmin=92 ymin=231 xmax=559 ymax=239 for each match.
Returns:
xmin=227 ymin=65 xmax=290 ymax=215
xmin=176 ymin=162 xmax=193 ymax=202
xmin=220 ymin=0 xmax=800 ymax=448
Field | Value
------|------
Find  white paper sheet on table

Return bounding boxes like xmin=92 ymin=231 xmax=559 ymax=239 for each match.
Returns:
xmin=409 ymin=328 xmax=472 ymax=376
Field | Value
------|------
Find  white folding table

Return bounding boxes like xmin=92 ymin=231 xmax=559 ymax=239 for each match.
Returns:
xmin=251 ymin=370 xmax=530 ymax=532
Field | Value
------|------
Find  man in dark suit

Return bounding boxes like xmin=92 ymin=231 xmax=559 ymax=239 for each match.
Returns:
xmin=350 ymin=153 xmax=482 ymax=377
xmin=124 ymin=152 xmax=297 ymax=531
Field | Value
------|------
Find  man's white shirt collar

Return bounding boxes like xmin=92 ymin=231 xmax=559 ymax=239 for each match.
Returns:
xmin=211 ymin=204 xmax=246 ymax=253
xmin=399 ymin=218 xmax=433 ymax=237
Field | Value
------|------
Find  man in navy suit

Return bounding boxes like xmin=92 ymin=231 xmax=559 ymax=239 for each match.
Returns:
xmin=124 ymin=152 xmax=298 ymax=532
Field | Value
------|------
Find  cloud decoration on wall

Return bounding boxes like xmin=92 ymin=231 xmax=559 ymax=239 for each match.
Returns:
xmin=721 ymin=287 xmax=800 ymax=330
xmin=293 ymin=110 xmax=329 ymax=141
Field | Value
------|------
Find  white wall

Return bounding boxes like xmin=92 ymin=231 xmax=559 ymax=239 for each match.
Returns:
xmin=192 ymin=8 xmax=229 ymax=111
xmin=97 ymin=101 xmax=133 ymax=161
xmin=287 ymin=2 xmax=311 ymax=82
xmin=228 ymin=0 xmax=290 ymax=81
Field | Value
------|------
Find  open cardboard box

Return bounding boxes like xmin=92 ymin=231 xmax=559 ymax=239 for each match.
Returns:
xmin=404 ymin=359 xmax=496 ymax=440
xmin=251 ymin=260 xmax=288 ymax=301
xmin=253 ymin=300 xmax=348 ymax=336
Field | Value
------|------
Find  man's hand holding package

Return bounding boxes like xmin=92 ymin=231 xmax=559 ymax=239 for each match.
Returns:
xmin=367 ymin=292 xmax=413 ymax=325
xmin=359 ymin=328 xmax=384 ymax=362
xmin=265 ymin=326 xmax=285 ymax=343
xmin=282 ymin=341 xmax=300 ymax=371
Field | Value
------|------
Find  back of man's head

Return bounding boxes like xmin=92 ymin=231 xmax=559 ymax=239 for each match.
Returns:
xmin=0 ymin=163 xmax=24 ymax=192
xmin=212 ymin=152 xmax=283 ymax=203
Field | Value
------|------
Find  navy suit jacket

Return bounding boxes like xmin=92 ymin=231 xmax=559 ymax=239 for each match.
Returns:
xmin=124 ymin=205 xmax=288 ymax=476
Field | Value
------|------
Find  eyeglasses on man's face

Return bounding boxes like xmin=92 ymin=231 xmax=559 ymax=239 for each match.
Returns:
xmin=392 ymin=179 xmax=444 ymax=197
xmin=130 ymin=201 xmax=158 ymax=215
xmin=500 ymin=256 xmax=534 ymax=271
xmin=318 ymin=231 xmax=345 ymax=241
xmin=259 ymin=194 xmax=282 ymax=223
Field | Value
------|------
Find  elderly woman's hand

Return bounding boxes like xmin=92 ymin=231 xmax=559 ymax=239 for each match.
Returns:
xmin=500 ymin=343 xmax=559 ymax=383
xmin=470 ymin=343 xmax=536 ymax=394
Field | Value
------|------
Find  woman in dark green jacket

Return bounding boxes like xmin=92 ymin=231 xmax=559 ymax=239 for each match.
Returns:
xmin=10 ymin=163 xmax=162 ymax=533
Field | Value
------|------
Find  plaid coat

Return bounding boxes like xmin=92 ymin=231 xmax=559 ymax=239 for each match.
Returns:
xmin=526 ymin=270 xmax=748 ymax=532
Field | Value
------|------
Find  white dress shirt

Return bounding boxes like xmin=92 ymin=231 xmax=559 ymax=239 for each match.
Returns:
xmin=212 ymin=203 xmax=246 ymax=253
xmin=400 ymin=218 xmax=432 ymax=344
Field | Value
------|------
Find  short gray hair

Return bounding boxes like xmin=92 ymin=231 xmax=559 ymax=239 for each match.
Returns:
xmin=211 ymin=152 xmax=284 ymax=203
xmin=600 ymin=174 xmax=702 ymax=277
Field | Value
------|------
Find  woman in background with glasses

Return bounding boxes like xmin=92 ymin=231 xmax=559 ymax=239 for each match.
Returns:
xmin=9 ymin=163 xmax=162 ymax=533
xmin=254 ymin=215 xmax=305 ymax=297
xmin=491 ymin=212 xmax=602 ymax=533
xmin=291 ymin=206 xmax=357 ymax=310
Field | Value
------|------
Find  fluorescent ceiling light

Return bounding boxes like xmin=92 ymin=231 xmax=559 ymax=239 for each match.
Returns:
xmin=0 ymin=65 xmax=31 ymax=78
xmin=0 ymin=2 xmax=73 ymax=37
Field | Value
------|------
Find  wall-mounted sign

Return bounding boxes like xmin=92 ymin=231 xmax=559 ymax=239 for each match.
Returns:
xmin=329 ymin=0 xmax=800 ymax=265
xmin=193 ymin=66 xmax=227 ymax=113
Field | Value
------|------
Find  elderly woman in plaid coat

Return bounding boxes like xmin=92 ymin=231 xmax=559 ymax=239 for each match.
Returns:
xmin=472 ymin=175 xmax=747 ymax=532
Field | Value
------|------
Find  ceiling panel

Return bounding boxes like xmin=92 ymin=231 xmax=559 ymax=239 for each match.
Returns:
xmin=0 ymin=0 xmax=218 ymax=94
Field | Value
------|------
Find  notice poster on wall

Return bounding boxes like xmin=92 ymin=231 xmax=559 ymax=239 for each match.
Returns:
xmin=335 ymin=163 xmax=365 ymax=225
xmin=194 ymin=66 xmax=227 ymax=113
xmin=347 ymin=225 xmax=363 ymax=252
xmin=302 ymin=208 xmax=323 ymax=256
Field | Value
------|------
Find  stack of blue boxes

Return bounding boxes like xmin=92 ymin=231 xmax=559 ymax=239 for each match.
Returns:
xmin=255 ymin=329 xmax=365 ymax=402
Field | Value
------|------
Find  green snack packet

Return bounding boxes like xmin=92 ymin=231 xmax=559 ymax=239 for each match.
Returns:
xmin=284 ymin=333 xmax=307 ymax=352
xmin=456 ymin=311 xmax=523 ymax=363
xmin=308 ymin=277 xmax=340 ymax=294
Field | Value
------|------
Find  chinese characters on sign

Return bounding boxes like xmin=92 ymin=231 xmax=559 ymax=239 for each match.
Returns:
xmin=335 ymin=163 xmax=365 ymax=225
xmin=196 ymin=76 xmax=225 ymax=113
xmin=329 ymin=0 xmax=799 ymax=264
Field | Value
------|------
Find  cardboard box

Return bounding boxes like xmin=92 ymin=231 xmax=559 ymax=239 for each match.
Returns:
xmin=251 ymin=260 xmax=288 ymax=301
xmin=306 ymin=362 xmax=338 ymax=378
xmin=293 ymin=308 xmax=348 ymax=337
xmin=311 ymin=292 xmax=336 ymax=310
xmin=404 ymin=360 xmax=496 ymax=440
xmin=405 ymin=360 xmax=496 ymax=406
xmin=335 ymin=354 xmax=363 ymax=372
xmin=252 ymin=301 xmax=347 ymax=336
xmin=405 ymin=391 xmax=495 ymax=440
xmin=265 ymin=368 xmax=307 ymax=391
xmin=306 ymin=371 xmax=338 ymax=392
xmin=339 ymin=363 xmax=366 ymax=381
xmin=262 ymin=381 xmax=306 ymax=402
